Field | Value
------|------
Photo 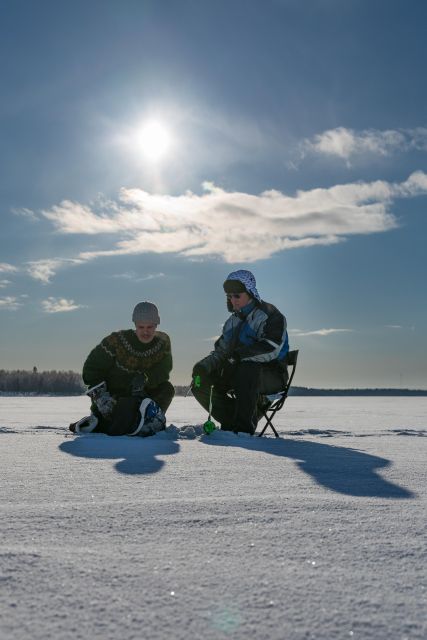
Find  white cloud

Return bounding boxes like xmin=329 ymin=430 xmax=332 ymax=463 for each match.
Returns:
xmin=301 ymin=126 xmax=427 ymax=163
xmin=26 ymin=258 xmax=83 ymax=284
xmin=41 ymin=297 xmax=85 ymax=313
xmin=0 ymin=280 xmax=11 ymax=288
xmin=41 ymin=200 xmax=122 ymax=234
xmin=112 ymin=271 xmax=165 ymax=282
xmin=36 ymin=172 xmax=427 ymax=264
xmin=290 ymin=328 xmax=353 ymax=337
xmin=0 ymin=263 xmax=18 ymax=273
xmin=0 ymin=296 xmax=23 ymax=311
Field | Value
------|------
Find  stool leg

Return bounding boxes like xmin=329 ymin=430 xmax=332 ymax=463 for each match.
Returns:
xmin=257 ymin=410 xmax=279 ymax=438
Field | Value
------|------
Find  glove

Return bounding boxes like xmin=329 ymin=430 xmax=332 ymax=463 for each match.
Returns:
xmin=86 ymin=381 xmax=116 ymax=417
xmin=143 ymin=413 xmax=166 ymax=435
xmin=192 ymin=355 xmax=215 ymax=378
xmin=192 ymin=361 xmax=207 ymax=378
xmin=192 ymin=360 xmax=210 ymax=389
xmin=96 ymin=391 xmax=116 ymax=417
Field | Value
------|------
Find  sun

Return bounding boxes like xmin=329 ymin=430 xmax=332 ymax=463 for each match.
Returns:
xmin=137 ymin=120 xmax=172 ymax=162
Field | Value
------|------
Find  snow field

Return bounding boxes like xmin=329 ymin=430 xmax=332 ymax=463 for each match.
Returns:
xmin=0 ymin=396 xmax=426 ymax=640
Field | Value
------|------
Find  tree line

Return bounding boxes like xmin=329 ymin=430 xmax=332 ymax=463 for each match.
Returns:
xmin=1 ymin=370 xmax=425 ymax=396
xmin=0 ymin=369 xmax=86 ymax=395
xmin=0 ymin=370 xmax=193 ymax=395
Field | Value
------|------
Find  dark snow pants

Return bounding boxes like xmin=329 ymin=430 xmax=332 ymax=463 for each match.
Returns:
xmin=144 ymin=380 xmax=175 ymax=414
xmin=94 ymin=381 xmax=175 ymax=435
xmin=192 ymin=361 xmax=287 ymax=435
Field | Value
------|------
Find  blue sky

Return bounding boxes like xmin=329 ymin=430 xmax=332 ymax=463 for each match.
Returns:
xmin=1 ymin=0 xmax=426 ymax=388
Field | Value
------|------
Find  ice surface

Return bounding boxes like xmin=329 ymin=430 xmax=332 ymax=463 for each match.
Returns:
xmin=0 ymin=396 xmax=426 ymax=639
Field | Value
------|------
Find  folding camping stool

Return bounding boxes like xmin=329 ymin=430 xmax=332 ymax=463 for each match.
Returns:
xmin=256 ymin=349 xmax=299 ymax=438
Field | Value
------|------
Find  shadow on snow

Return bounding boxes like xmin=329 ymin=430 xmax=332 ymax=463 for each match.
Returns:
xmin=59 ymin=428 xmax=415 ymax=498
xmin=59 ymin=434 xmax=179 ymax=475
xmin=201 ymin=433 xmax=415 ymax=499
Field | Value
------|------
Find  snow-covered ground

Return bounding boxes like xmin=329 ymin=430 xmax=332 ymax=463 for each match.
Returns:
xmin=1 ymin=396 xmax=426 ymax=640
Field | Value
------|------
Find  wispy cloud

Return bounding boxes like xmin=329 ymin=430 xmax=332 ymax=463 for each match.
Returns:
xmin=31 ymin=171 xmax=427 ymax=265
xmin=0 ymin=263 xmax=18 ymax=274
xmin=385 ymin=324 xmax=415 ymax=331
xmin=290 ymin=328 xmax=353 ymax=337
xmin=41 ymin=297 xmax=85 ymax=313
xmin=1 ymin=259 xmax=85 ymax=285
xmin=112 ymin=271 xmax=165 ymax=283
xmin=11 ymin=207 xmax=40 ymax=222
xmin=300 ymin=126 xmax=427 ymax=164
xmin=26 ymin=258 xmax=83 ymax=284
xmin=0 ymin=296 xmax=24 ymax=311
xmin=0 ymin=280 xmax=11 ymax=288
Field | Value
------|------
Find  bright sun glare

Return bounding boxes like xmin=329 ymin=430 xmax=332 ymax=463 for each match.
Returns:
xmin=137 ymin=120 xmax=172 ymax=162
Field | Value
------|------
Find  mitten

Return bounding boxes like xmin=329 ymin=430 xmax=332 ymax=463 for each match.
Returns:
xmin=87 ymin=381 xmax=116 ymax=417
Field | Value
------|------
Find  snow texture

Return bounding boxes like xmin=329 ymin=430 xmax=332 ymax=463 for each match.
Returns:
xmin=0 ymin=395 xmax=426 ymax=640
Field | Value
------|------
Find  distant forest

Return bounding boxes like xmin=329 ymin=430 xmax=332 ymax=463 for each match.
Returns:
xmin=288 ymin=386 xmax=427 ymax=397
xmin=0 ymin=369 xmax=85 ymax=395
xmin=0 ymin=370 xmax=426 ymax=396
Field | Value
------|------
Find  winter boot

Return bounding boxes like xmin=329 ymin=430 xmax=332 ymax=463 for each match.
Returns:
xmin=129 ymin=398 xmax=166 ymax=437
xmin=69 ymin=414 xmax=99 ymax=434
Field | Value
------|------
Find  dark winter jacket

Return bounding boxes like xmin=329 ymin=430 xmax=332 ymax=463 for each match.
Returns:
xmin=199 ymin=300 xmax=288 ymax=374
xmin=82 ymin=329 xmax=172 ymax=397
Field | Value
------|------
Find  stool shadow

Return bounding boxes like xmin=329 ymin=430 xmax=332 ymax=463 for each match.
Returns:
xmin=201 ymin=433 xmax=414 ymax=499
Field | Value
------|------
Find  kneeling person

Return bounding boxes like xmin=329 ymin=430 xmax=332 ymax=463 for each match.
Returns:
xmin=192 ymin=270 xmax=289 ymax=435
xmin=70 ymin=301 xmax=174 ymax=436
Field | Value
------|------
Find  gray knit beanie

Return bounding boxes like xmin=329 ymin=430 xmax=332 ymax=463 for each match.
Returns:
xmin=132 ymin=301 xmax=160 ymax=325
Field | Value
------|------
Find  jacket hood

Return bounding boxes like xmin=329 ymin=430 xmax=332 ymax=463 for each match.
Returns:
xmin=224 ymin=269 xmax=261 ymax=302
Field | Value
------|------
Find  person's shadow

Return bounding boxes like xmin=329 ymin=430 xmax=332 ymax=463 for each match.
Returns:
xmin=201 ymin=433 xmax=415 ymax=499
xmin=60 ymin=432 xmax=179 ymax=475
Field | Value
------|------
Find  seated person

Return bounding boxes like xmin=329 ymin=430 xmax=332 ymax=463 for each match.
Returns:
xmin=192 ymin=270 xmax=289 ymax=435
xmin=70 ymin=301 xmax=174 ymax=436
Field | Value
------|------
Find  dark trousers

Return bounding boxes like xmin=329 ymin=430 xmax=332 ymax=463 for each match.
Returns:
xmin=192 ymin=361 xmax=287 ymax=435
xmin=144 ymin=381 xmax=175 ymax=414
xmin=94 ymin=381 xmax=175 ymax=434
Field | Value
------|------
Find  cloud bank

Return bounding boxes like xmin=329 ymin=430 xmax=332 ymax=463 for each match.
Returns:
xmin=34 ymin=172 xmax=427 ymax=266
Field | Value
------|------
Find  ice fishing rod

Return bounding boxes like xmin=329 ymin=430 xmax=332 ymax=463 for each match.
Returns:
xmin=192 ymin=375 xmax=216 ymax=434
xmin=203 ymin=383 xmax=216 ymax=435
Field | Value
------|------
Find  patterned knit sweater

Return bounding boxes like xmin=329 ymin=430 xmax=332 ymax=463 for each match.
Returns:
xmin=82 ymin=329 xmax=172 ymax=397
